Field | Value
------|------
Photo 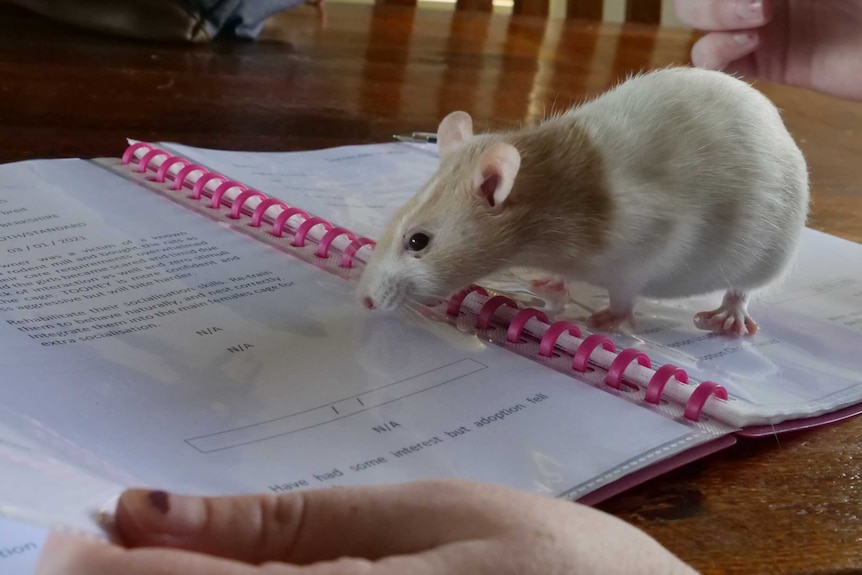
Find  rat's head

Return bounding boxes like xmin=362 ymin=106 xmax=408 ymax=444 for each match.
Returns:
xmin=357 ymin=111 xmax=529 ymax=312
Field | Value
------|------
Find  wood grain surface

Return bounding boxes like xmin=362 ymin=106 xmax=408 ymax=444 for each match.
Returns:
xmin=1 ymin=3 xmax=861 ymax=573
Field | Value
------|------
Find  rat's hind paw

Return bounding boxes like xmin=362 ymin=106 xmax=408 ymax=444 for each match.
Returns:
xmin=587 ymin=307 xmax=636 ymax=334
xmin=694 ymin=309 xmax=758 ymax=336
xmin=693 ymin=290 xmax=758 ymax=337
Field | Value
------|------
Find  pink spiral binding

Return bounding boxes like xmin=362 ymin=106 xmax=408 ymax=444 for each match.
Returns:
xmin=120 ymin=143 xmax=380 ymax=289
xmin=210 ymin=181 xmax=246 ymax=209
xmin=340 ymin=237 xmax=375 ymax=269
xmin=538 ymin=321 xmax=583 ymax=358
xmin=645 ymin=364 xmax=688 ymax=405
xmin=572 ymin=334 xmax=616 ymax=372
xmin=230 ymin=190 xmax=267 ymax=219
xmin=192 ymin=173 xmax=226 ymax=200
xmin=138 ymin=148 xmax=169 ymax=173
xmin=156 ymin=157 xmax=189 ymax=183
xmin=506 ymin=308 xmax=549 ymax=343
xmin=251 ymin=199 xmax=288 ymax=227
xmin=446 ymin=285 xmax=489 ymax=317
xmin=121 ymin=143 xmax=734 ymax=414
xmin=173 ymin=164 xmax=206 ymax=190
xmin=604 ymin=348 xmax=651 ymax=390
xmin=122 ymin=142 xmax=153 ymax=164
xmin=271 ymin=207 xmax=310 ymax=238
xmin=293 ymin=217 xmax=334 ymax=248
xmin=684 ymin=381 xmax=727 ymax=421
xmin=317 ymin=227 xmax=357 ymax=259
xmin=476 ymin=295 xmax=518 ymax=330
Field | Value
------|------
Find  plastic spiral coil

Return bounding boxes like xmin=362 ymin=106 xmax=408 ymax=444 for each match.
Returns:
xmin=122 ymin=142 xmax=377 ymax=270
xmin=121 ymin=142 xmax=726 ymax=422
xmin=447 ymin=287 xmax=728 ymax=421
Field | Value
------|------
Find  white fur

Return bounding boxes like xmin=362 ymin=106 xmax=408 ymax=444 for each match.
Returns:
xmin=567 ymin=67 xmax=809 ymax=306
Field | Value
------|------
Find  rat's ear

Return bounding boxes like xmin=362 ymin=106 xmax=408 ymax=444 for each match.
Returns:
xmin=437 ymin=111 xmax=473 ymax=155
xmin=472 ymin=142 xmax=521 ymax=209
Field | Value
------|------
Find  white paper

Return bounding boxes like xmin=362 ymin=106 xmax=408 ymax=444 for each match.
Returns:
xmin=0 ymin=158 xmax=716 ymax=539
xmin=0 ymin=516 xmax=48 ymax=575
xmin=161 ymin=142 xmax=862 ymax=427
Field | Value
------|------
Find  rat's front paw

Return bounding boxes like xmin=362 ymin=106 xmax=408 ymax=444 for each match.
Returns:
xmin=587 ymin=307 xmax=636 ymax=334
xmin=529 ymin=274 xmax=570 ymax=315
xmin=530 ymin=275 xmax=569 ymax=297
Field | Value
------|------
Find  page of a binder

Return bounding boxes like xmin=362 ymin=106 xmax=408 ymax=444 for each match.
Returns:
xmin=0 ymin=516 xmax=48 ymax=575
xmin=0 ymin=157 xmax=721 ymax=541
xmin=161 ymin=142 xmax=862 ymax=428
xmin=0 ymin=440 xmax=119 ymax=575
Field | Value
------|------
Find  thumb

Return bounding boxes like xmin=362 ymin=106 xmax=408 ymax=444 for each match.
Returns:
xmin=114 ymin=480 xmax=511 ymax=565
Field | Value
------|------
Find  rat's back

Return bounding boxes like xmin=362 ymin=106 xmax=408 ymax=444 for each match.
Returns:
xmin=564 ymin=66 xmax=809 ymax=299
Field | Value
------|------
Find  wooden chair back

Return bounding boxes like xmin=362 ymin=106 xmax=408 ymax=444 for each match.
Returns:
xmin=375 ymin=0 xmax=665 ymax=22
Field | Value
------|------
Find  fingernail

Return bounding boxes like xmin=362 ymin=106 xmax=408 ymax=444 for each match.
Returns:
xmin=148 ymin=490 xmax=170 ymax=514
xmin=736 ymin=0 xmax=763 ymax=21
xmin=733 ymin=32 xmax=757 ymax=45
xmin=120 ymin=489 xmax=207 ymax=536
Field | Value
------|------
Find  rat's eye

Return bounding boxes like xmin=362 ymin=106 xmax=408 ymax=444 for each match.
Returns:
xmin=407 ymin=232 xmax=430 ymax=252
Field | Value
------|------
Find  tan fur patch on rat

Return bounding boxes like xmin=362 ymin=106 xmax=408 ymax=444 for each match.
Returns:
xmin=507 ymin=117 xmax=612 ymax=266
xmin=423 ymin=120 xmax=607 ymax=296
xmin=356 ymin=111 xmax=614 ymax=310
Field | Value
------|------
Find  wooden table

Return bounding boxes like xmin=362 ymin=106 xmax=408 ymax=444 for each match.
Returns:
xmin=1 ymin=3 xmax=861 ymax=574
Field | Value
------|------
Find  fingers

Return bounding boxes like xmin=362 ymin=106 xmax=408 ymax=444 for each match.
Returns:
xmin=39 ymin=480 xmax=699 ymax=575
xmin=34 ymin=532 xmax=280 ymax=575
xmin=114 ymin=480 xmax=518 ymax=566
xmin=677 ymin=1 xmax=771 ymax=77
xmin=674 ymin=0 xmax=772 ymax=30
xmin=36 ymin=533 xmax=501 ymax=575
xmin=690 ymin=31 xmax=759 ymax=74
xmin=263 ymin=542 xmax=498 ymax=575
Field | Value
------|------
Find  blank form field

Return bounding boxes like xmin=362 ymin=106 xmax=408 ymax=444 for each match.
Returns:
xmin=185 ymin=358 xmax=487 ymax=453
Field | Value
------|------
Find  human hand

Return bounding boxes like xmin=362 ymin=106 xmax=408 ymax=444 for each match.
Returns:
xmin=674 ymin=0 xmax=862 ymax=100
xmin=35 ymin=479 xmax=697 ymax=575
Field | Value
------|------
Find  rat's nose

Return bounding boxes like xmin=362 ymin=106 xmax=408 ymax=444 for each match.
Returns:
xmin=362 ymin=296 xmax=375 ymax=310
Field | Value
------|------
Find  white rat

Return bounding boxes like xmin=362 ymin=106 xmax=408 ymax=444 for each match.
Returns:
xmin=355 ymin=66 xmax=810 ymax=336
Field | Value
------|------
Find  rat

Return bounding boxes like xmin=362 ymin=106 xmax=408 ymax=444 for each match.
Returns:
xmin=355 ymin=66 xmax=810 ymax=336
